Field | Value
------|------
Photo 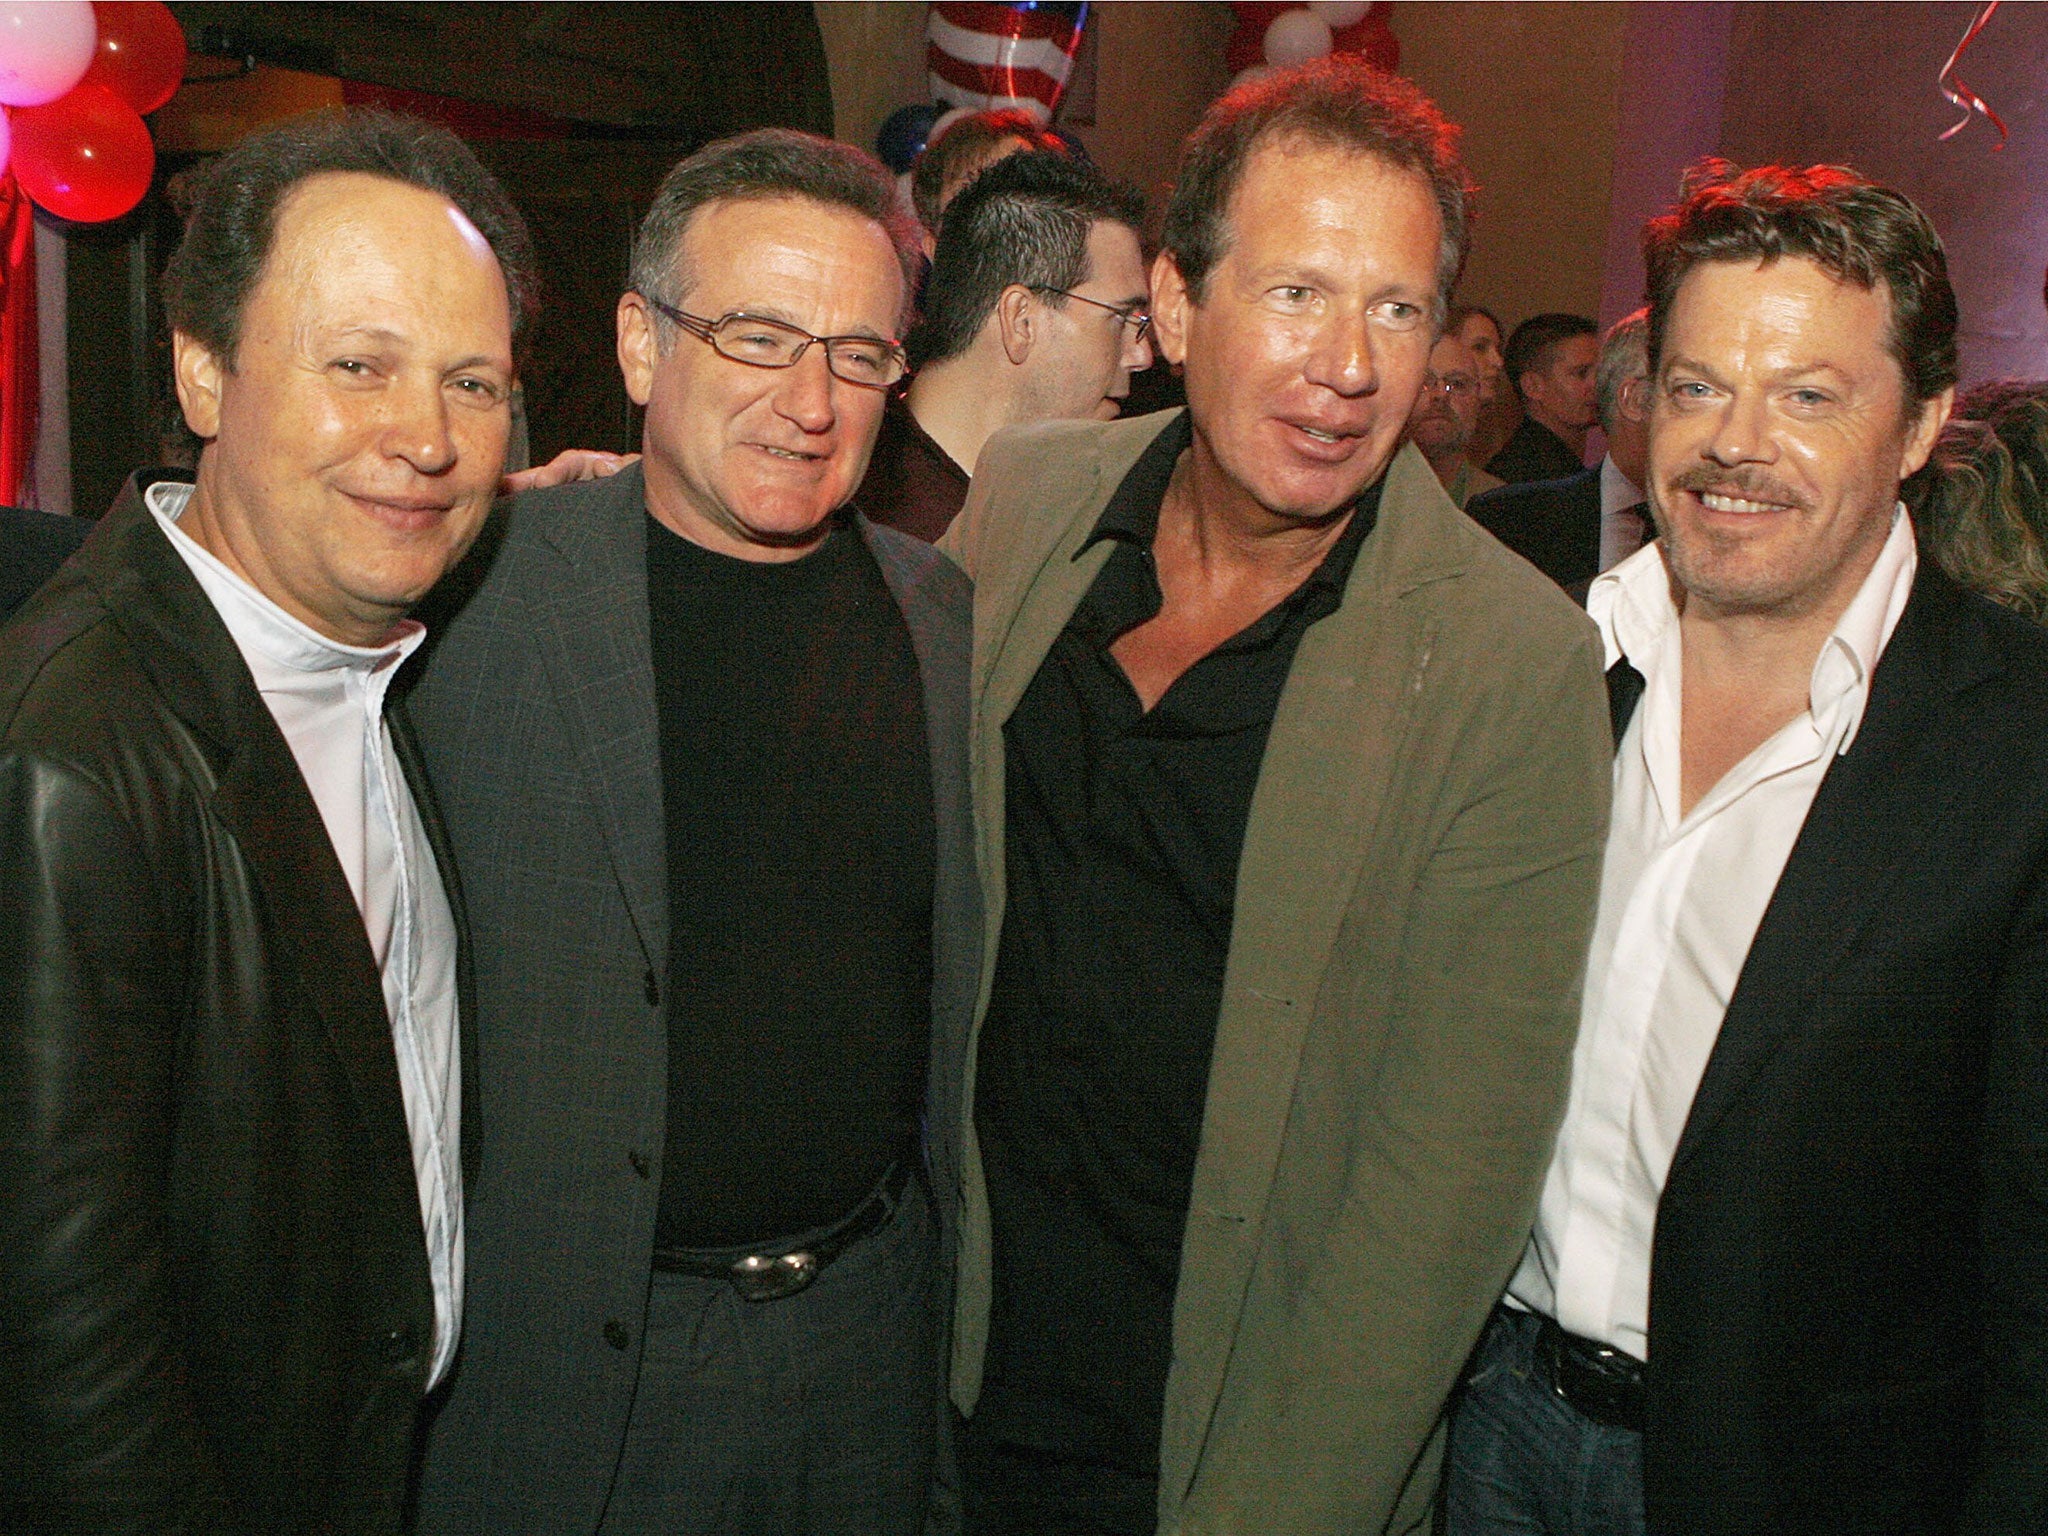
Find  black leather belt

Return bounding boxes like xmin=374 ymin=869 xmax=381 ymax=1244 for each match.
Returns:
xmin=1534 ymin=1313 xmax=1645 ymax=1431
xmin=650 ymin=1158 xmax=911 ymax=1303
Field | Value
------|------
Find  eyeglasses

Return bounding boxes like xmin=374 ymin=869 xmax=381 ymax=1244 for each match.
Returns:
xmin=1029 ymin=286 xmax=1152 ymax=344
xmin=1420 ymin=371 xmax=1479 ymax=402
xmin=641 ymin=296 xmax=908 ymax=389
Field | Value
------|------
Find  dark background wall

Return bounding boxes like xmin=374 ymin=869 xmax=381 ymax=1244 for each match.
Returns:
xmin=61 ymin=1 xmax=833 ymax=519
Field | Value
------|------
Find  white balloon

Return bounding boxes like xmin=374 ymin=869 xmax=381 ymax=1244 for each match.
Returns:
xmin=928 ymin=106 xmax=972 ymax=148
xmin=0 ymin=0 xmax=95 ymax=108
xmin=1229 ymin=64 xmax=1278 ymax=94
xmin=1264 ymin=10 xmax=1335 ymax=68
xmin=1308 ymin=2 xmax=1371 ymax=28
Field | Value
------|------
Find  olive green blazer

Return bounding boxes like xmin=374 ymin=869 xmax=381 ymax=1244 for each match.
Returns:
xmin=940 ymin=412 xmax=1611 ymax=1535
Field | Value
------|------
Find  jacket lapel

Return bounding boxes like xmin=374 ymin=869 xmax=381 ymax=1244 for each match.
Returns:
xmin=524 ymin=465 xmax=669 ymax=974
xmin=92 ymin=475 xmax=417 ymax=1178
xmin=1163 ymin=444 xmax=1460 ymax=1494
xmin=390 ymin=700 xmax=479 ymax=1181
xmin=1668 ymin=565 xmax=1998 ymax=1179
xmin=860 ymin=517 xmax=981 ymax=1207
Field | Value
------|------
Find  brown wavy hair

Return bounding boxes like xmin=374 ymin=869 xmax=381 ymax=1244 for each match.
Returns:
xmin=1912 ymin=380 xmax=2048 ymax=623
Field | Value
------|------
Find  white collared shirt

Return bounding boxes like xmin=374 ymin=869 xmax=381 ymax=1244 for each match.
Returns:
xmin=1597 ymin=455 xmax=1646 ymax=573
xmin=1507 ymin=506 xmax=1917 ymax=1360
xmin=148 ymin=481 xmax=463 ymax=1388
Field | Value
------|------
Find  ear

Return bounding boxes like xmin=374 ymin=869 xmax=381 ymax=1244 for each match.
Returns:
xmin=1899 ymin=385 xmax=1954 ymax=480
xmin=1149 ymin=250 xmax=1191 ymax=368
xmin=994 ymin=284 xmax=1037 ymax=366
xmin=172 ymin=331 xmax=225 ymax=441
xmin=1618 ymin=373 xmax=1651 ymax=422
xmin=617 ymin=291 xmax=658 ymax=407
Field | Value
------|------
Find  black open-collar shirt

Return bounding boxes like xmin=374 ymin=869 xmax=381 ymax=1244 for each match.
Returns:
xmin=969 ymin=413 xmax=1381 ymax=1476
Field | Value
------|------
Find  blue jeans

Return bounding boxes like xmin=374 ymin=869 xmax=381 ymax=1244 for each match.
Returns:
xmin=1444 ymin=1307 xmax=1647 ymax=1536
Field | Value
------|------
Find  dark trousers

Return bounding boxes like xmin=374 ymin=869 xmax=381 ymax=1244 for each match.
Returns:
xmin=595 ymin=1177 xmax=940 ymax=1536
xmin=956 ymin=1426 xmax=1157 ymax=1536
xmin=1445 ymin=1307 xmax=1646 ymax=1536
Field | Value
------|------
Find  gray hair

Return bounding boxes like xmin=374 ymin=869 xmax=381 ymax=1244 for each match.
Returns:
xmin=1596 ymin=308 xmax=1650 ymax=431
xmin=630 ymin=128 xmax=925 ymax=339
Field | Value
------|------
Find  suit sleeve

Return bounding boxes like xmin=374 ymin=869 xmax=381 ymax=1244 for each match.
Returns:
xmin=1967 ymin=850 xmax=2048 ymax=1532
xmin=935 ymin=426 xmax=1035 ymax=583
xmin=1187 ymin=621 xmax=1612 ymax=1536
xmin=0 ymin=747 xmax=222 ymax=1534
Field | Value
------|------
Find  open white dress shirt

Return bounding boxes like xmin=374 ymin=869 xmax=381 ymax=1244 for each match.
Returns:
xmin=149 ymin=480 xmax=463 ymax=1388
xmin=1507 ymin=507 xmax=1917 ymax=1360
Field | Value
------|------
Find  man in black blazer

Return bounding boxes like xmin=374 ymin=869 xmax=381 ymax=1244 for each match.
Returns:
xmin=0 ymin=112 xmax=533 ymax=1532
xmin=409 ymin=131 xmax=978 ymax=1536
xmin=1448 ymin=162 xmax=2048 ymax=1534
xmin=1485 ymin=312 xmax=1598 ymax=484
xmin=0 ymin=504 xmax=88 ymax=621
xmin=1465 ymin=310 xmax=1651 ymax=591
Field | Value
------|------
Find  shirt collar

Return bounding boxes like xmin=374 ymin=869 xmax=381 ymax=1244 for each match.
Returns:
xmin=146 ymin=479 xmax=423 ymax=678
xmin=1589 ymin=502 xmax=1918 ymax=752
xmin=1598 ymin=454 xmax=1642 ymax=520
xmin=1079 ymin=410 xmax=1383 ymax=601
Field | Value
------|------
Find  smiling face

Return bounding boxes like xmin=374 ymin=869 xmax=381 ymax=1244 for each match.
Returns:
xmin=1650 ymin=255 xmax=1950 ymax=624
xmin=174 ymin=172 xmax=514 ymax=648
xmin=618 ymin=195 xmax=905 ymax=562
xmin=1020 ymin=218 xmax=1153 ymax=423
xmin=1153 ymin=139 xmax=1442 ymax=528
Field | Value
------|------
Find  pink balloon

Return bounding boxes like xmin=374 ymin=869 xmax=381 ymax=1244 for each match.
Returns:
xmin=1264 ymin=9 xmax=1334 ymax=68
xmin=0 ymin=107 xmax=10 ymax=179
xmin=0 ymin=0 xmax=96 ymax=108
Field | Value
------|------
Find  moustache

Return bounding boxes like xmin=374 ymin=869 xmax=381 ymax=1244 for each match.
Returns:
xmin=1665 ymin=464 xmax=1811 ymax=513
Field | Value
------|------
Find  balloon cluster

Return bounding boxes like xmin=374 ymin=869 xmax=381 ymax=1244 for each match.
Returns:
xmin=0 ymin=1 xmax=183 ymax=224
xmin=1225 ymin=1 xmax=1399 ymax=90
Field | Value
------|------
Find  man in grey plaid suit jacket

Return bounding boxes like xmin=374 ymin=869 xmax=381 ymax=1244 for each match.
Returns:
xmin=406 ymin=131 xmax=978 ymax=1535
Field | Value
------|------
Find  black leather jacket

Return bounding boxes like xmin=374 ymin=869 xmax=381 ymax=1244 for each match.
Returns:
xmin=0 ymin=474 xmax=470 ymax=1534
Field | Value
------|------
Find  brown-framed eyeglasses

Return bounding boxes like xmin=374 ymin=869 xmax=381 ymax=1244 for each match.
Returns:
xmin=641 ymin=296 xmax=908 ymax=389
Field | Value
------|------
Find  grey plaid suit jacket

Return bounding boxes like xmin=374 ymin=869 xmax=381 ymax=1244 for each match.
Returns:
xmin=402 ymin=463 xmax=978 ymax=1534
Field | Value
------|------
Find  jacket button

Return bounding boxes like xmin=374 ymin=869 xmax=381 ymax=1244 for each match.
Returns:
xmin=604 ymin=1319 xmax=630 ymax=1350
xmin=628 ymin=1148 xmax=650 ymax=1179
xmin=379 ymin=1325 xmax=416 ymax=1364
xmin=644 ymin=970 xmax=661 ymax=1006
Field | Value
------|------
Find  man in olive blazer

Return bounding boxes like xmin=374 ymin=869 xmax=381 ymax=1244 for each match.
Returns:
xmin=942 ymin=409 xmax=1609 ymax=1533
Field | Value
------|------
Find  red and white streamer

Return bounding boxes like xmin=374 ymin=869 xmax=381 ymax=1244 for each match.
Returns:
xmin=927 ymin=3 xmax=1089 ymax=124
xmin=1938 ymin=0 xmax=2007 ymax=148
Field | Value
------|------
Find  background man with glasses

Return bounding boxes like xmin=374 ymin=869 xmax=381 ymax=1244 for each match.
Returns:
xmin=862 ymin=151 xmax=1152 ymax=542
xmin=1405 ymin=326 xmax=1502 ymax=508
xmin=407 ymin=129 xmax=979 ymax=1536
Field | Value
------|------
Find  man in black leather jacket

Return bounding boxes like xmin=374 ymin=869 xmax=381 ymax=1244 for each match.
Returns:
xmin=0 ymin=111 xmax=536 ymax=1534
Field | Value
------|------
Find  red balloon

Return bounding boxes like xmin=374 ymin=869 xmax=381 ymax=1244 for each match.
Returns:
xmin=11 ymin=80 xmax=154 ymax=222
xmin=1332 ymin=14 xmax=1399 ymax=73
xmin=83 ymin=1 xmax=186 ymax=115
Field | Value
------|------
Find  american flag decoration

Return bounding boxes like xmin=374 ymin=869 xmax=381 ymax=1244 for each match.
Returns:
xmin=927 ymin=2 xmax=1090 ymax=124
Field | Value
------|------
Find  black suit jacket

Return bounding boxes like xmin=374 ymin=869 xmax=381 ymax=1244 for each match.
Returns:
xmin=1466 ymin=464 xmax=1602 ymax=591
xmin=1484 ymin=415 xmax=1584 ymax=486
xmin=406 ymin=465 xmax=980 ymax=1534
xmin=0 ymin=503 xmax=90 ymax=621
xmin=1610 ymin=562 xmax=2048 ymax=1535
xmin=0 ymin=473 xmax=470 ymax=1533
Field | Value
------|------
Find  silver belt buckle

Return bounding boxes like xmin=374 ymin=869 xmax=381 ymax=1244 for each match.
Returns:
xmin=729 ymin=1249 xmax=819 ymax=1302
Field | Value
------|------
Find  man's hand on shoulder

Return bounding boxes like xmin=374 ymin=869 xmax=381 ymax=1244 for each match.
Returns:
xmin=502 ymin=449 xmax=639 ymax=496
